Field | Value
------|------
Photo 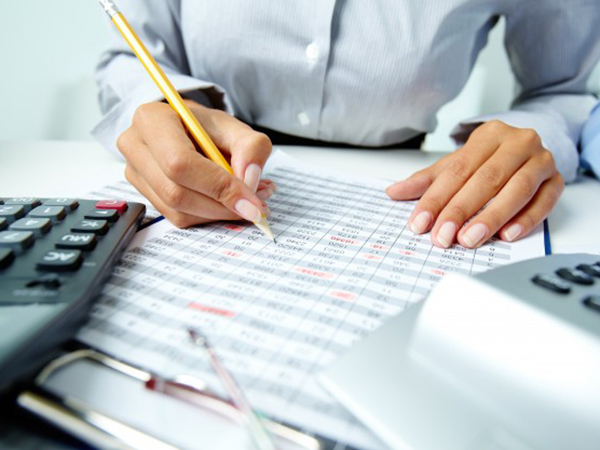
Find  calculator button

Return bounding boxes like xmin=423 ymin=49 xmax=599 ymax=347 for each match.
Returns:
xmin=0 ymin=205 xmax=26 ymax=223
xmin=531 ymin=274 xmax=571 ymax=294
xmin=96 ymin=200 xmax=128 ymax=214
xmin=0 ymin=248 xmax=14 ymax=269
xmin=43 ymin=198 xmax=79 ymax=212
xmin=85 ymin=209 xmax=119 ymax=222
xmin=0 ymin=231 xmax=35 ymax=251
xmin=555 ymin=268 xmax=594 ymax=286
xmin=4 ymin=198 xmax=41 ymax=212
xmin=71 ymin=219 xmax=109 ymax=235
xmin=56 ymin=233 xmax=97 ymax=251
xmin=577 ymin=264 xmax=600 ymax=278
xmin=583 ymin=295 xmax=600 ymax=313
xmin=9 ymin=218 xmax=51 ymax=237
xmin=36 ymin=250 xmax=83 ymax=272
xmin=28 ymin=206 xmax=67 ymax=224
xmin=0 ymin=218 xmax=6 ymax=231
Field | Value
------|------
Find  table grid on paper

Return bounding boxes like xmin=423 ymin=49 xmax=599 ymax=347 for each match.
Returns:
xmin=78 ymin=154 xmax=535 ymax=450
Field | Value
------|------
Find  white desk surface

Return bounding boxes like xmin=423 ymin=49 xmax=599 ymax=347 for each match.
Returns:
xmin=1 ymin=140 xmax=599 ymax=254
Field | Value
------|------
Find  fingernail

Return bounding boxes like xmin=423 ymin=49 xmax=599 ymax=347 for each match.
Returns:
xmin=462 ymin=223 xmax=488 ymax=247
xmin=235 ymin=199 xmax=262 ymax=223
xmin=244 ymin=164 xmax=262 ymax=193
xmin=504 ymin=223 xmax=523 ymax=242
xmin=257 ymin=188 xmax=273 ymax=201
xmin=410 ymin=211 xmax=432 ymax=234
xmin=437 ymin=222 xmax=456 ymax=248
xmin=264 ymin=206 xmax=271 ymax=218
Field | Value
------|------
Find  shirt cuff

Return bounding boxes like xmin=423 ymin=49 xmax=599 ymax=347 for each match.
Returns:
xmin=451 ymin=110 xmax=579 ymax=183
xmin=581 ymin=102 xmax=600 ymax=178
xmin=91 ymin=75 xmax=234 ymax=158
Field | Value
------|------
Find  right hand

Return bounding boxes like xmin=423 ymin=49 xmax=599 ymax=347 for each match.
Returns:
xmin=117 ymin=100 xmax=275 ymax=228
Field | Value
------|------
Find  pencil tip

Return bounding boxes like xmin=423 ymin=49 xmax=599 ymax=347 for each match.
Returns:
xmin=187 ymin=327 xmax=206 ymax=346
xmin=254 ymin=215 xmax=276 ymax=242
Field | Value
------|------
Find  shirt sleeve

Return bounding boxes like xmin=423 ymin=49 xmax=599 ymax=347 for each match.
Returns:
xmin=581 ymin=101 xmax=600 ymax=178
xmin=92 ymin=0 xmax=234 ymax=157
xmin=452 ymin=2 xmax=600 ymax=183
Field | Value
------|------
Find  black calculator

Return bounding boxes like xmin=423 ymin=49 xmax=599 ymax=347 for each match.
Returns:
xmin=0 ymin=197 xmax=145 ymax=393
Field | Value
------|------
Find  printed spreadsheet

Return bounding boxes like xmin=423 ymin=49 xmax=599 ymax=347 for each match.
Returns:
xmin=78 ymin=151 xmax=545 ymax=449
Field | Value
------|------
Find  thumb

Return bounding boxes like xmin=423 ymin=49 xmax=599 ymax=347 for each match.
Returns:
xmin=386 ymin=169 xmax=434 ymax=200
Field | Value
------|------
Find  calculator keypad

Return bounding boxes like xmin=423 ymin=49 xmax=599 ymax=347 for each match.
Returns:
xmin=530 ymin=258 xmax=600 ymax=319
xmin=0 ymin=198 xmax=140 ymax=281
xmin=0 ymin=197 xmax=146 ymax=396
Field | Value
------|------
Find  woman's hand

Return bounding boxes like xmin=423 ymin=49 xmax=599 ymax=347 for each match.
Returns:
xmin=117 ymin=100 xmax=275 ymax=228
xmin=386 ymin=121 xmax=564 ymax=248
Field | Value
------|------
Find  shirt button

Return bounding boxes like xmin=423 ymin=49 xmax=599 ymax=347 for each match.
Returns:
xmin=305 ymin=42 xmax=320 ymax=61
xmin=297 ymin=112 xmax=311 ymax=127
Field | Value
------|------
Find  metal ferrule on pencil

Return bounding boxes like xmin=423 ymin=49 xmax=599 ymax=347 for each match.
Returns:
xmin=99 ymin=0 xmax=120 ymax=17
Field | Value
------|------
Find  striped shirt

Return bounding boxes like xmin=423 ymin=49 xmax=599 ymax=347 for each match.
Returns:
xmin=93 ymin=0 xmax=600 ymax=182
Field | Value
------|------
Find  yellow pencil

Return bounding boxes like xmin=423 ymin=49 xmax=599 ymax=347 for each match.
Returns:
xmin=99 ymin=0 xmax=274 ymax=241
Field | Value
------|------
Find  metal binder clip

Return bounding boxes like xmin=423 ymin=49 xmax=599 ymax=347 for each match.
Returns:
xmin=17 ymin=347 xmax=327 ymax=450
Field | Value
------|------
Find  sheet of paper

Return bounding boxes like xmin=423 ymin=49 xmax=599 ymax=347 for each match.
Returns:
xmin=77 ymin=151 xmax=545 ymax=450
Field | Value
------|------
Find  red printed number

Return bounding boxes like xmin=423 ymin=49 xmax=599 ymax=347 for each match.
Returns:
xmin=295 ymin=267 xmax=333 ymax=279
xmin=330 ymin=290 xmax=356 ymax=301
xmin=187 ymin=302 xmax=236 ymax=318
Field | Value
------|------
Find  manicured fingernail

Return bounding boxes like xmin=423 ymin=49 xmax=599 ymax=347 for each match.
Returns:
xmin=504 ymin=224 xmax=523 ymax=242
xmin=244 ymin=164 xmax=262 ymax=193
xmin=235 ymin=199 xmax=262 ymax=223
xmin=437 ymin=222 xmax=456 ymax=248
xmin=462 ymin=223 xmax=488 ymax=247
xmin=257 ymin=188 xmax=273 ymax=201
xmin=410 ymin=211 xmax=432 ymax=234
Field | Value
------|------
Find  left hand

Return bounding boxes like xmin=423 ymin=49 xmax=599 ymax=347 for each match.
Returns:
xmin=386 ymin=120 xmax=564 ymax=248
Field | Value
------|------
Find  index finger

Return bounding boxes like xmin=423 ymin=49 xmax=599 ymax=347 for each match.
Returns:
xmin=186 ymin=103 xmax=272 ymax=190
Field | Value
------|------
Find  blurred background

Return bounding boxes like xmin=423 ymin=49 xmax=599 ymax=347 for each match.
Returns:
xmin=1 ymin=1 xmax=598 ymax=150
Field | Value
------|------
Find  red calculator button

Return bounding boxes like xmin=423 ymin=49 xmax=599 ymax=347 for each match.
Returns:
xmin=95 ymin=200 xmax=128 ymax=214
